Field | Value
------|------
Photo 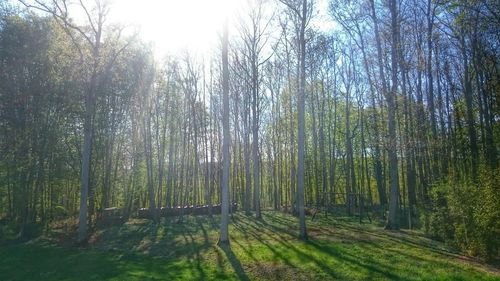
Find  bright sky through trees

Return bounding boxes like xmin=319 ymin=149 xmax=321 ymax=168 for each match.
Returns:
xmin=106 ymin=0 xmax=333 ymax=56
xmin=107 ymin=0 xmax=247 ymax=55
xmin=11 ymin=0 xmax=333 ymax=55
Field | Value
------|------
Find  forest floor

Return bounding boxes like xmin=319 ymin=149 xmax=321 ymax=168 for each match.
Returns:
xmin=1 ymin=211 xmax=499 ymax=281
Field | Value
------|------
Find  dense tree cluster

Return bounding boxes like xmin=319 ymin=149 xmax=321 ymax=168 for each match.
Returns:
xmin=0 ymin=0 xmax=498 ymax=258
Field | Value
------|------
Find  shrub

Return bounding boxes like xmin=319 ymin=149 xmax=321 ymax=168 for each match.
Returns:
xmin=426 ymin=167 xmax=500 ymax=260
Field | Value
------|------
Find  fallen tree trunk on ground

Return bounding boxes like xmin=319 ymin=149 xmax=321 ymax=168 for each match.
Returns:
xmin=137 ymin=203 xmax=238 ymax=219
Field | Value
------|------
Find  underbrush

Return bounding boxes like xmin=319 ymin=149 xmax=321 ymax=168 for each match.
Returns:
xmin=424 ymin=167 xmax=500 ymax=261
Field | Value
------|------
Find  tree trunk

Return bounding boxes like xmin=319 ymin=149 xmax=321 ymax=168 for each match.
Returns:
xmin=219 ymin=18 xmax=230 ymax=245
xmin=297 ymin=0 xmax=308 ymax=240
xmin=386 ymin=0 xmax=400 ymax=230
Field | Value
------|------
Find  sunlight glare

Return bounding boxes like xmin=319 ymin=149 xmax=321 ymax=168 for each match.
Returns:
xmin=109 ymin=0 xmax=243 ymax=56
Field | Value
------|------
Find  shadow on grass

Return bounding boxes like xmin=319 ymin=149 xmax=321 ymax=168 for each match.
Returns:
xmin=232 ymin=212 xmax=440 ymax=280
xmin=220 ymin=243 xmax=251 ymax=281
xmin=232 ymin=214 xmax=343 ymax=279
xmin=94 ymin=215 xmax=218 ymax=260
xmin=0 ymin=243 xmax=166 ymax=281
xmin=3 ymin=211 xmax=498 ymax=281
xmin=0 ymin=216 xmax=231 ymax=281
xmin=247 ymin=212 xmax=499 ymax=280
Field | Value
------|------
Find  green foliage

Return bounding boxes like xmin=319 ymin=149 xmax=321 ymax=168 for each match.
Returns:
xmin=53 ymin=205 xmax=68 ymax=218
xmin=426 ymin=167 xmax=500 ymax=260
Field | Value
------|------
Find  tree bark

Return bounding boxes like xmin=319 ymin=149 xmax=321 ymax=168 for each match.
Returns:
xmin=219 ymin=18 xmax=230 ymax=245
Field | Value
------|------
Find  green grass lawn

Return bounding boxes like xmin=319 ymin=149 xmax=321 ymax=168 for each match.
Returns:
xmin=1 ymin=211 xmax=499 ymax=281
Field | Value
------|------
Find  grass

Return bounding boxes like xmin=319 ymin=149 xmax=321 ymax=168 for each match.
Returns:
xmin=1 ymin=211 xmax=499 ymax=281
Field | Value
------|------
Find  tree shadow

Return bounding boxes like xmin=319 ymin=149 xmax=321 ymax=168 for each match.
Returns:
xmin=232 ymin=214 xmax=343 ymax=279
xmin=232 ymin=219 xmax=291 ymax=266
xmin=15 ymin=211 xmax=497 ymax=280
xmin=306 ymin=239 xmax=406 ymax=280
xmin=219 ymin=243 xmax=251 ymax=281
xmin=234 ymin=212 xmax=417 ymax=280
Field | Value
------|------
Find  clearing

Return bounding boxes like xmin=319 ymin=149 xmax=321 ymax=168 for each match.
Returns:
xmin=1 ymin=211 xmax=499 ymax=281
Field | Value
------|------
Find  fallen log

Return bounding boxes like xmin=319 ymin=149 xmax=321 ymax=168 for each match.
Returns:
xmin=137 ymin=203 xmax=238 ymax=219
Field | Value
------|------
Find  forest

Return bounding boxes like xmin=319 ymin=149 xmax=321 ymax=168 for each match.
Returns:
xmin=0 ymin=0 xmax=499 ymax=280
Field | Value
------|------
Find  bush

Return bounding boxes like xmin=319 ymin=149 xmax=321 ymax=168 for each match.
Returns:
xmin=53 ymin=205 xmax=68 ymax=219
xmin=426 ymin=167 xmax=500 ymax=260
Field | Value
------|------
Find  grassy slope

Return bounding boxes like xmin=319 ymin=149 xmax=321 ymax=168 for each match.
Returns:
xmin=1 ymin=211 xmax=498 ymax=281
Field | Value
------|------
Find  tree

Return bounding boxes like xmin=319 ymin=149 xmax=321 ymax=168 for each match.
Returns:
xmin=238 ymin=0 xmax=273 ymax=218
xmin=278 ymin=0 xmax=312 ymax=240
xmin=385 ymin=0 xmax=401 ymax=230
xmin=219 ymin=17 xmax=230 ymax=245
xmin=19 ymin=0 xmax=134 ymax=242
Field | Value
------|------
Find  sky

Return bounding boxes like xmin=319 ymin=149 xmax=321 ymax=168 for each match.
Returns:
xmin=106 ymin=0 xmax=241 ymax=56
xmin=14 ymin=0 xmax=335 ymax=57
xmin=106 ymin=0 xmax=335 ymax=57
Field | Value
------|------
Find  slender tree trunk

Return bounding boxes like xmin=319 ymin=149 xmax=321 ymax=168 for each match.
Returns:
xmin=219 ymin=18 xmax=230 ymax=245
xmin=460 ymin=33 xmax=478 ymax=180
xmin=297 ymin=0 xmax=308 ymax=240
xmin=252 ymin=61 xmax=261 ymax=219
xmin=386 ymin=0 xmax=400 ymax=230
xmin=78 ymin=71 xmax=96 ymax=243
xmin=369 ymin=0 xmax=388 ymax=209
xmin=144 ymin=96 xmax=158 ymax=223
